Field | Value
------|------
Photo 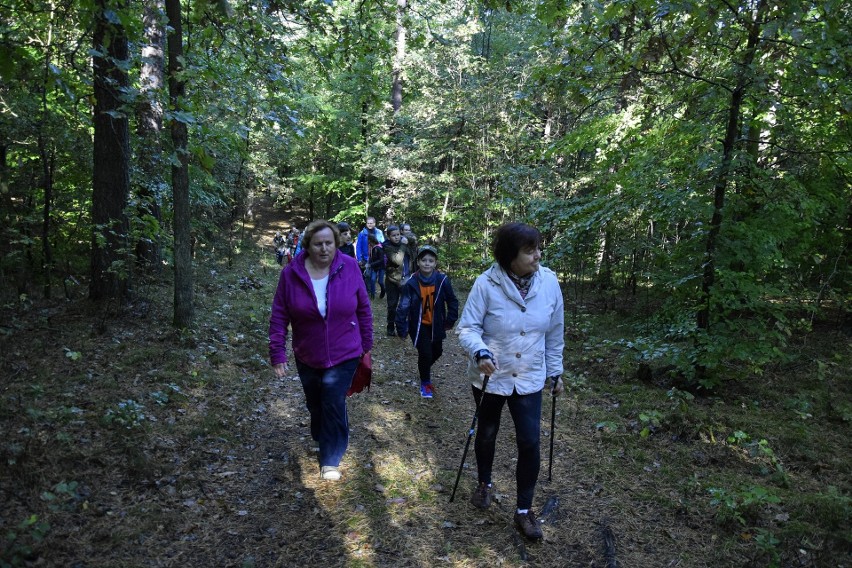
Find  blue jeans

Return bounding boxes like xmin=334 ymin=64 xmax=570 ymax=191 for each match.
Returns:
xmin=472 ymin=386 xmax=542 ymax=510
xmin=295 ymin=357 xmax=360 ymax=468
xmin=367 ymin=268 xmax=385 ymax=297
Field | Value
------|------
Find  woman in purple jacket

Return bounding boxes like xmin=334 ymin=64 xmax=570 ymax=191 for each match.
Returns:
xmin=269 ymin=219 xmax=373 ymax=481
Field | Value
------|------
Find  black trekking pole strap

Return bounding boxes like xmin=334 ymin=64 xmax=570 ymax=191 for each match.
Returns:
xmin=449 ymin=374 xmax=491 ymax=503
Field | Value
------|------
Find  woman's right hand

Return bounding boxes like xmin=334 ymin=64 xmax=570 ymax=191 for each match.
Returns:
xmin=273 ymin=363 xmax=288 ymax=378
xmin=477 ymin=357 xmax=497 ymax=376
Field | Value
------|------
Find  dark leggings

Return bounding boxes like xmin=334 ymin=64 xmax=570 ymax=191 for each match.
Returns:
xmin=385 ymin=280 xmax=401 ymax=332
xmin=415 ymin=325 xmax=443 ymax=384
xmin=472 ymin=385 xmax=542 ymax=510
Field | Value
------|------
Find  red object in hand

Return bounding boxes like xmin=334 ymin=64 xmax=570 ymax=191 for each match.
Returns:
xmin=347 ymin=352 xmax=372 ymax=396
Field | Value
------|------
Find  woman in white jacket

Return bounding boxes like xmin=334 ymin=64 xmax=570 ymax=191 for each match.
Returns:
xmin=457 ymin=222 xmax=565 ymax=541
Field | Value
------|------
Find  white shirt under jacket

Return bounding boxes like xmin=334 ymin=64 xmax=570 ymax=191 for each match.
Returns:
xmin=457 ymin=263 xmax=565 ymax=395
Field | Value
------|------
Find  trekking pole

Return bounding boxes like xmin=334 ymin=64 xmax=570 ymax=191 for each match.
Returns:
xmin=548 ymin=384 xmax=557 ymax=482
xmin=449 ymin=375 xmax=491 ymax=503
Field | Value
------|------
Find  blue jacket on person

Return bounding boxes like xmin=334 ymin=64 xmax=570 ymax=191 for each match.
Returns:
xmin=395 ymin=271 xmax=459 ymax=345
xmin=356 ymin=227 xmax=385 ymax=264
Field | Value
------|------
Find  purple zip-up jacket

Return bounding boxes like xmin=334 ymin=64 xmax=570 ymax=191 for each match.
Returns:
xmin=269 ymin=249 xmax=373 ymax=369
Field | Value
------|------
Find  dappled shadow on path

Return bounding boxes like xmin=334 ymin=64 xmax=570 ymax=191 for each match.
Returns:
xmin=0 ymin=197 xmax=735 ymax=568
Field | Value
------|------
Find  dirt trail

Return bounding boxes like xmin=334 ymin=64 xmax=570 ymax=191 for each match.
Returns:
xmin=231 ymin=197 xmax=601 ymax=566
xmin=0 ymin=196 xmax=711 ymax=567
xmin=225 ymin=197 xmax=694 ymax=567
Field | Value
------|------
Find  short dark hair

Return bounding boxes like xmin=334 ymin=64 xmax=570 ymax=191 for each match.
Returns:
xmin=492 ymin=222 xmax=542 ymax=272
xmin=337 ymin=221 xmax=351 ymax=233
xmin=301 ymin=219 xmax=342 ymax=250
xmin=386 ymin=224 xmax=400 ymax=234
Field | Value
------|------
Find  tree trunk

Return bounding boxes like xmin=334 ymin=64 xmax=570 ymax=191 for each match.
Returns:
xmin=391 ymin=0 xmax=407 ymax=115
xmin=90 ymin=0 xmax=131 ymax=302
xmin=38 ymin=133 xmax=54 ymax=299
xmin=439 ymin=189 xmax=450 ymax=240
xmin=595 ymin=227 xmax=612 ymax=291
xmin=135 ymin=0 xmax=166 ymax=270
xmin=383 ymin=0 xmax=408 ymax=202
xmin=39 ymin=9 xmax=56 ymax=299
xmin=166 ymin=0 xmax=193 ymax=328
xmin=696 ymin=0 xmax=766 ymax=334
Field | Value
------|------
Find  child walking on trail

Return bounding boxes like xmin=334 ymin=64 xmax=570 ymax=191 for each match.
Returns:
xmin=395 ymin=245 xmax=459 ymax=398
xmin=273 ymin=231 xmax=287 ymax=265
xmin=366 ymin=234 xmax=386 ymax=300
xmin=381 ymin=225 xmax=411 ymax=336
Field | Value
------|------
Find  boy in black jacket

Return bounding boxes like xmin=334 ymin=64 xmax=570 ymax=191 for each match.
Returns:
xmin=381 ymin=225 xmax=411 ymax=336
xmin=395 ymin=245 xmax=459 ymax=398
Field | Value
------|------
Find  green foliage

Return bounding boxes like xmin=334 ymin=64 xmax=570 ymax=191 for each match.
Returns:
xmin=1 ymin=515 xmax=50 ymax=568
xmin=595 ymin=420 xmax=619 ymax=434
xmin=40 ymin=480 xmax=81 ymax=512
xmin=789 ymin=486 xmax=851 ymax=533
xmin=62 ymin=348 xmax=82 ymax=361
xmin=149 ymin=383 xmax=183 ymax=406
xmin=725 ymin=430 xmax=787 ymax=482
xmin=102 ymin=399 xmax=147 ymax=429
xmin=638 ymin=410 xmax=662 ymax=438
xmin=708 ymin=485 xmax=782 ymax=527
xmin=753 ymin=529 xmax=781 ymax=568
xmin=2 ymin=0 xmax=848 ymax=424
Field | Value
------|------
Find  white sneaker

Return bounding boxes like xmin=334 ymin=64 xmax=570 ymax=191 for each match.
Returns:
xmin=320 ymin=466 xmax=341 ymax=480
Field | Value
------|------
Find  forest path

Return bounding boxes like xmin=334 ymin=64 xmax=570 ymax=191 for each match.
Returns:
xmin=214 ymin=196 xmax=694 ymax=567
xmin=0 ymin=195 xmax=705 ymax=567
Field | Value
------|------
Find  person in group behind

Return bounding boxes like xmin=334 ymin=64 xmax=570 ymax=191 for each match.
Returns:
xmin=456 ymin=222 xmax=565 ymax=541
xmin=268 ymin=219 xmax=373 ymax=481
xmin=381 ymin=225 xmax=411 ymax=336
xmin=288 ymin=227 xmax=302 ymax=261
xmin=366 ymin=234 xmax=386 ymax=300
xmin=337 ymin=222 xmax=355 ymax=258
xmin=400 ymin=223 xmax=418 ymax=273
xmin=273 ymin=231 xmax=286 ymax=265
xmin=355 ymin=216 xmax=384 ymax=266
xmin=396 ymin=245 xmax=459 ymax=399
xmin=356 ymin=216 xmax=385 ymax=294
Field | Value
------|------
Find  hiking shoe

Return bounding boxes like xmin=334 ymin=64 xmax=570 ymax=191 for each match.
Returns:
xmin=420 ymin=383 xmax=434 ymax=398
xmin=386 ymin=327 xmax=395 ymax=337
xmin=320 ymin=466 xmax=341 ymax=481
xmin=514 ymin=510 xmax=543 ymax=541
xmin=471 ymin=482 xmax=493 ymax=509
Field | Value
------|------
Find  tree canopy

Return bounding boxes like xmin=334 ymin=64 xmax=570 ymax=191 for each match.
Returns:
xmin=2 ymin=0 xmax=849 ymax=374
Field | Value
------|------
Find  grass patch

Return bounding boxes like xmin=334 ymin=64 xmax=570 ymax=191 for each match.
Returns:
xmin=565 ymin=306 xmax=851 ymax=566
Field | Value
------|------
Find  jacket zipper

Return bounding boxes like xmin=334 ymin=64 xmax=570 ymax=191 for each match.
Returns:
xmin=324 ymin=261 xmax=346 ymax=367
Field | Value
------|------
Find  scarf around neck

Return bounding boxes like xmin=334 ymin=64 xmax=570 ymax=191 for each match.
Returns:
xmin=417 ymin=271 xmax=437 ymax=286
xmin=508 ymin=269 xmax=534 ymax=299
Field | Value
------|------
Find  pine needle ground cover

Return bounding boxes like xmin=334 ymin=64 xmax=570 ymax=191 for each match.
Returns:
xmin=1 ymin=213 xmax=849 ymax=567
